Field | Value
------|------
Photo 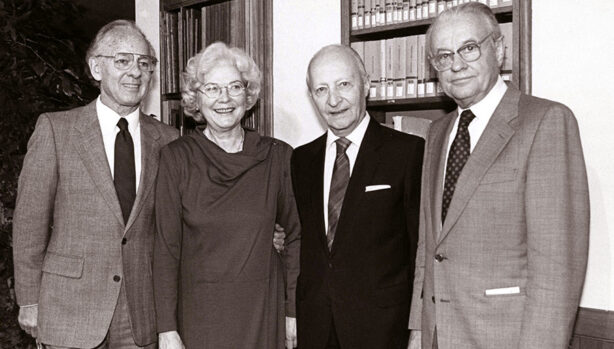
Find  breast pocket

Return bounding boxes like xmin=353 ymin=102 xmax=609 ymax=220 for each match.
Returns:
xmin=478 ymin=168 xmax=518 ymax=193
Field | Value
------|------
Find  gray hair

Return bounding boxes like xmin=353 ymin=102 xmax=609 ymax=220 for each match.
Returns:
xmin=86 ymin=19 xmax=155 ymax=63
xmin=181 ymin=42 xmax=262 ymax=122
xmin=426 ymin=2 xmax=501 ymax=56
xmin=306 ymin=44 xmax=369 ymax=89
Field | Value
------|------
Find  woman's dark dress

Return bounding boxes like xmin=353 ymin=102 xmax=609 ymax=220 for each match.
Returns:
xmin=153 ymin=128 xmax=300 ymax=349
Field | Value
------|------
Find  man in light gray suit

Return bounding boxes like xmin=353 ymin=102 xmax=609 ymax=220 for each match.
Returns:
xmin=13 ymin=20 xmax=178 ymax=348
xmin=408 ymin=3 xmax=589 ymax=349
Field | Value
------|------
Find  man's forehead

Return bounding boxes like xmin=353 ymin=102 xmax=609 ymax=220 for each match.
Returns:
xmin=433 ymin=14 xmax=486 ymax=44
xmin=100 ymin=28 xmax=149 ymax=54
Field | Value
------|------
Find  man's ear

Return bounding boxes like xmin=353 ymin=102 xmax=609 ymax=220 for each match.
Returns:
xmin=363 ymin=74 xmax=370 ymax=96
xmin=88 ymin=57 xmax=103 ymax=82
xmin=494 ymin=35 xmax=505 ymax=68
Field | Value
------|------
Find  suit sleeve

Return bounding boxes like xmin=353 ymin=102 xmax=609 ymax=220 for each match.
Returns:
xmin=153 ymin=145 xmax=184 ymax=333
xmin=13 ymin=114 xmax=58 ymax=306
xmin=406 ymin=137 xmax=425 ymax=330
xmin=276 ymin=144 xmax=301 ymax=318
xmin=519 ymin=104 xmax=589 ymax=348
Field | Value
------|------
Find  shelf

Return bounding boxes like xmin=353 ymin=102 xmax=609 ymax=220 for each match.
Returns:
xmin=367 ymin=96 xmax=456 ymax=112
xmin=350 ymin=5 xmax=512 ymax=41
xmin=163 ymin=0 xmax=229 ymax=11
xmin=162 ymin=93 xmax=181 ymax=101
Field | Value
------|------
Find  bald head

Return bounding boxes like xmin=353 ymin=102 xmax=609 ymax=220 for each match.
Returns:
xmin=306 ymin=44 xmax=369 ymax=89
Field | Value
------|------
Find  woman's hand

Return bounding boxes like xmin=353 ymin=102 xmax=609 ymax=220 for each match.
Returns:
xmin=273 ymin=223 xmax=286 ymax=253
xmin=159 ymin=331 xmax=185 ymax=349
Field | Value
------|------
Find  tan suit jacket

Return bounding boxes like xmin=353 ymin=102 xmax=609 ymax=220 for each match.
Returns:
xmin=13 ymin=100 xmax=178 ymax=348
xmin=409 ymin=86 xmax=589 ymax=348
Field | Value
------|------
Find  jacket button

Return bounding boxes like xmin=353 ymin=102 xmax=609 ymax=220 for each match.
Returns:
xmin=432 ymin=296 xmax=436 ymax=303
xmin=113 ymin=275 xmax=121 ymax=282
xmin=328 ymin=262 xmax=333 ymax=269
xmin=121 ymin=238 xmax=127 ymax=245
xmin=435 ymin=254 xmax=445 ymax=262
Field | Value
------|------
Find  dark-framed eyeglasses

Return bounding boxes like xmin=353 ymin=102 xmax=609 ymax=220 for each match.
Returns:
xmin=197 ymin=81 xmax=246 ymax=99
xmin=429 ymin=32 xmax=497 ymax=72
xmin=96 ymin=52 xmax=158 ymax=73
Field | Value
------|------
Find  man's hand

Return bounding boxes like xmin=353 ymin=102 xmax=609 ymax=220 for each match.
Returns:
xmin=18 ymin=305 xmax=38 ymax=339
xmin=286 ymin=316 xmax=297 ymax=348
xmin=274 ymin=223 xmax=286 ymax=253
xmin=408 ymin=330 xmax=421 ymax=349
xmin=159 ymin=330 xmax=185 ymax=349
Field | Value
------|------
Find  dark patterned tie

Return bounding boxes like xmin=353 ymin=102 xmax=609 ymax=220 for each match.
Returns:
xmin=442 ymin=109 xmax=476 ymax=222
xmin=114 ymin=118 xmax=136 ymax=224
xmin=327 ymin=137 xmax=352 ymax=251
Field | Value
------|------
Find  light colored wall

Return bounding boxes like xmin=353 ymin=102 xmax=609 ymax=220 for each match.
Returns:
xmin=532 ymin=1 xmax=614 ymax=311
xmin=272 ymin=0 xmax=341 ymax=147
xmin=135 ymin=0 xmax=161 ymax=118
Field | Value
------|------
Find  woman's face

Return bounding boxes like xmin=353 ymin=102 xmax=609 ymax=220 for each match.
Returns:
xmin=197 ymin=63 xmax=247 ymax=133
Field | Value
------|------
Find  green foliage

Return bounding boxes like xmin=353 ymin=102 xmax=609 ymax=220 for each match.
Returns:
xmin=0 ymin=0 xmax=98 ymax=346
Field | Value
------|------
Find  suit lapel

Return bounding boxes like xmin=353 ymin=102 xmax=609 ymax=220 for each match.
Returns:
xmin=305 ymin=134 xmax=328 ymax=252
xmin=426 ymin=114 xmax=456 ymax=243
xmin=331 ymin=118 xmax=383 ymax=256
xmin=124 ymin=113 xmax=161 ymax=234
xmin=439 ymin=87 xmax=520 ymax=243
xmin=73 ymin=101 xmax=124 ymax=228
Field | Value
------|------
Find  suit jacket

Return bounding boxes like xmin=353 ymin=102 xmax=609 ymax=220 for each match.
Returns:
xmin=292 ymin=118 xmax=424 ymax=349
xmin=408 ymin=86 xmax=590 ymax=349
xmin=13 ymin=100 xmax=179 ymax=348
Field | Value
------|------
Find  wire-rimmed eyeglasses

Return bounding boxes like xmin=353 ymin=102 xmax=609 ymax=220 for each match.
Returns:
xmin=96 ymin=52 xmax=157 ymax=73
xmin=197 ymin=81 xmax=246 ymax=99
xmin=429 ymin=32 xmax=498 ymax=72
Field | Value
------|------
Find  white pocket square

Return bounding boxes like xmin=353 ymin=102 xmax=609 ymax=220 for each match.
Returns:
xmin=365 ymin=184 xmax=391 ymax=192
xmin=484 ymin=286 xmax=520 ymax=296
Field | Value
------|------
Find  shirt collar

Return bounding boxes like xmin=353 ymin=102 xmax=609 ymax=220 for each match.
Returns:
xmin=326 ymin=112 xmax=371 ymax=149
xmin=457 ymin=76 xmax=507 ymax=122
xmin=96 ymin=96 xmax=141 ymax=134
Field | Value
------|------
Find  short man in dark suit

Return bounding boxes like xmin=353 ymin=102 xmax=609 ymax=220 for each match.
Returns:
xmin=407 ymin=3 xmax=589 ymax=348
xmin=13 ymin=20 xmax=179 ymax=348
xmin=291 ymin=44 xmax=424 ymax=349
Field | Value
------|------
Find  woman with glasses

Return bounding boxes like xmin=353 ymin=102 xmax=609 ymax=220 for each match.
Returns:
xmin=153 ymin=42 xmax=300 ymax=349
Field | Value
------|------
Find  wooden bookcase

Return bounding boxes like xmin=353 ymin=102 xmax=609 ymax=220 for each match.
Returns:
xmin=340 ymin=0 xmax=531 ymax=126
xmin=159 ymin=0 xmax=273 ymax=136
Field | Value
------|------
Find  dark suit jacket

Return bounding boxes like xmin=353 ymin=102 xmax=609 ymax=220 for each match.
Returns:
xmin=13 ymin=100 xmax=178 ymax=348
xmin=409 ymin=86 xmax=589 ymax=348
xmin=292 ymin=118 xmax=424 ymax=349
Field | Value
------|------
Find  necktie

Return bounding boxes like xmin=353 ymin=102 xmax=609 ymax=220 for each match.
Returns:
xmin=327 ymin=137 xmax=352 ymax=251
xmin=114 ymin=118 xmax=136 ymax=224
xmin=442 ymin=109 xmax=476 ymax=222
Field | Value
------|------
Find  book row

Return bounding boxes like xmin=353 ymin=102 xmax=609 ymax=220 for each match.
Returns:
xmin=351 ymin=0 xmax=512 ymax=30
xmin=160 ymin=3 xmax=232 ymax=94
xmin=351 ymin=22 xmax=511 ymax=101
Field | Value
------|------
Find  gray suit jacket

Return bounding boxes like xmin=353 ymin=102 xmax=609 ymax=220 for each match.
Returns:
xmin=13 ymin=100 xmax=178 ymax=348
xmin=409 ymin=86 xmax=589 ymax=348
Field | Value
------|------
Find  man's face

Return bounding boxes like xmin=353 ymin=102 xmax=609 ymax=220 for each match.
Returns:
xmin=308 ymin=50 xmax=369 ymax=137
xmin=430 ymin=14 xmax=503 ymax=108
xmin=89 ymin=29 xmax=153 ymax=115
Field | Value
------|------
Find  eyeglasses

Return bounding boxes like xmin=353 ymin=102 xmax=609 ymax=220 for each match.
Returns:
xmin=96 ymin=52 xmax=157 ymax=73
xmin=429 ymin=32 xmax=496 ymax=72
xmin=197 ymin=81 xmax=246 ymax=99
xmin=312 ymin=80 xmax=354 ymax=98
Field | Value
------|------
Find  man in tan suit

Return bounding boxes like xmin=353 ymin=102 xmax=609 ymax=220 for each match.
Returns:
xmin=13 ymin=20 xmax=178 ymax=348
xmin=408 ymin=3 xmax=589 ymax=349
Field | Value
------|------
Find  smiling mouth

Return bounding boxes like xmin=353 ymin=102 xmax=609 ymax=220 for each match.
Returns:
xmin=328 ymin=108 xmax=349 ymax=115
xmin=123 ymin=83 xmax=141 ymax=90
xmin=214 ymin=107 xmax=235 ymax=113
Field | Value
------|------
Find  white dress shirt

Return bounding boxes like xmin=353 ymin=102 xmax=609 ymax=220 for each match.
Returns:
xmin=96 ymin=96 xmax=142 ymax=191
xmin=445 ymin=76 xmax=508 ymax=157
xmin=323 ymin=113 xmax=371 ymax=235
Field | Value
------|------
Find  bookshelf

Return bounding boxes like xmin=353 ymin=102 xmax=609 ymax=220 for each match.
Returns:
xmin=340 ymin=0 xmax=531 ymax=126
xmin=159 ymin=0 xmax=273 ymax=136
